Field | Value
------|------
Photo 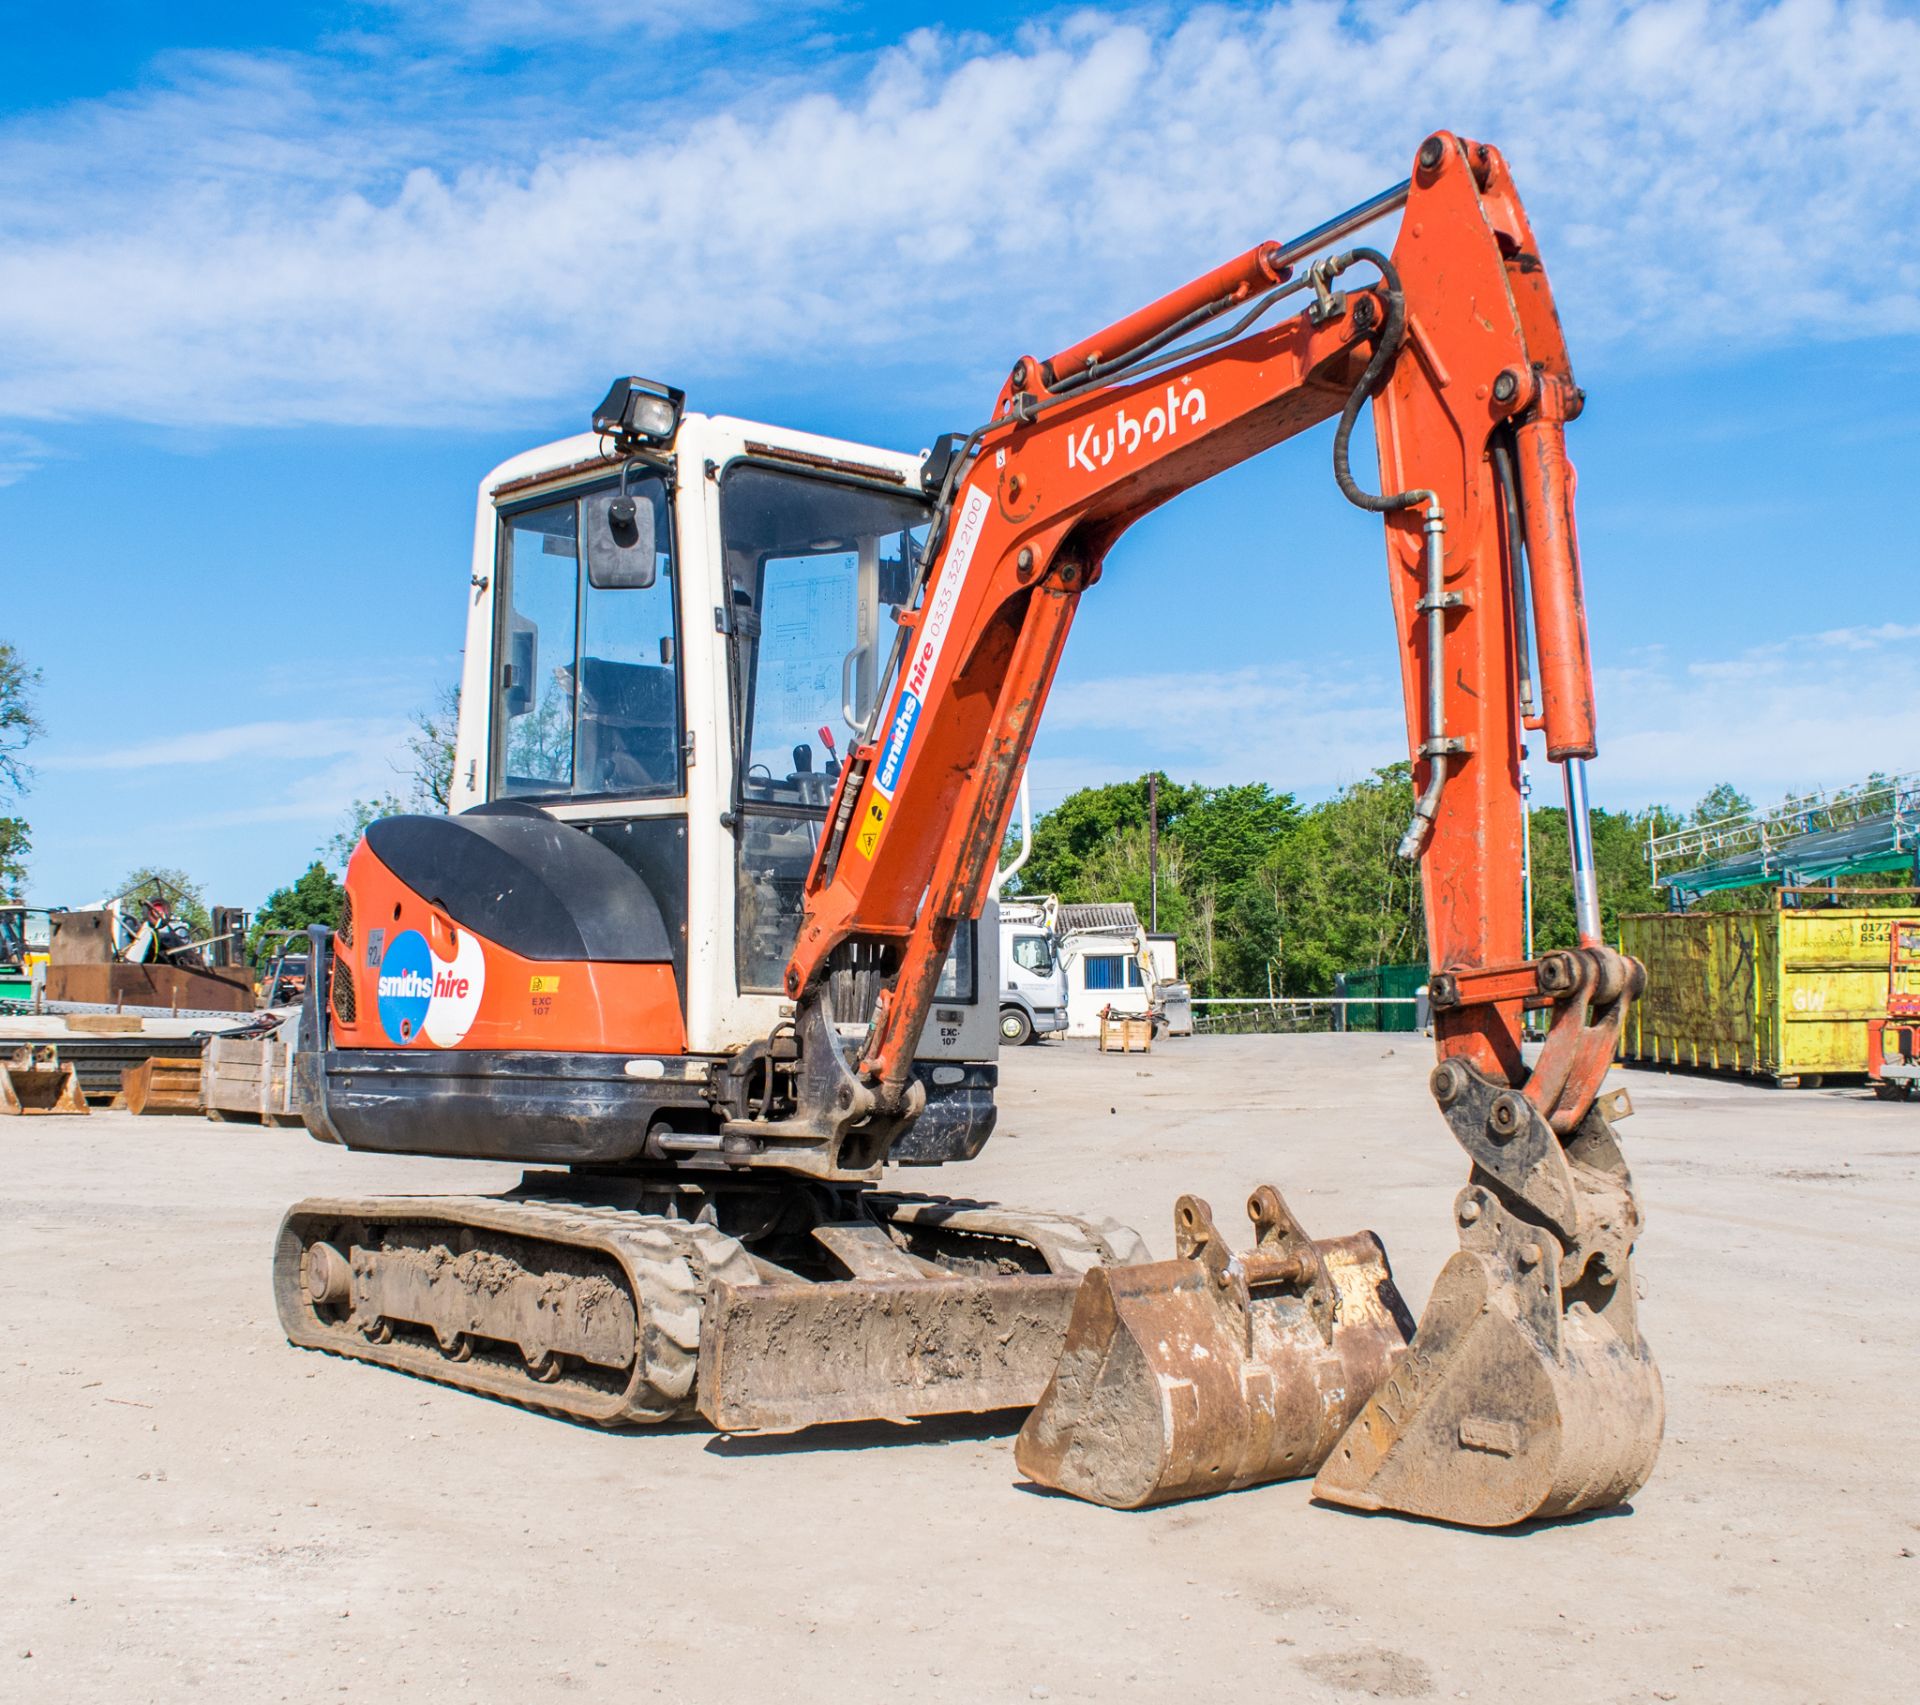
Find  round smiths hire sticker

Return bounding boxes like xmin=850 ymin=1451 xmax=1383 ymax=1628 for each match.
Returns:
xmin=376 ymin=930 xmax=433 ymax=1042
xmin=375 ymin=928 xmax=487 ymax=1046
xmin=423 ymin=929 xmax=486 ymax=1046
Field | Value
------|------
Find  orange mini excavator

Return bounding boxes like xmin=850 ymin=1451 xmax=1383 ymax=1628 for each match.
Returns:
xmin=279 ymin=132 xmax=1662 ymax=1528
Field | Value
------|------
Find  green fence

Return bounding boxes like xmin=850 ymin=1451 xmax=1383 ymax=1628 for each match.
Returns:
xmin=1335 ymin=962 xmax=1426 ymax=1032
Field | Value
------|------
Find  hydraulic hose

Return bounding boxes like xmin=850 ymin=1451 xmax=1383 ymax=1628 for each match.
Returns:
xmin=1325 ymin=246 xmax=1450 ymax=860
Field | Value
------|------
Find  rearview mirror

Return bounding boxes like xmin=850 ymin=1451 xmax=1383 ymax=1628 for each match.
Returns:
xmin=584 ymin=484 xmax=658 ymax=590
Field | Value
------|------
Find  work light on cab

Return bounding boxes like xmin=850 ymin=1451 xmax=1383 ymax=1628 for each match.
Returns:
xmin=593 ymin=376 xmax=684 ymax=449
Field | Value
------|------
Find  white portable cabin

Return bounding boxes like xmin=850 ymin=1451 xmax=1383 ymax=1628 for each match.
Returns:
xmin=1055 ymin=903 xmax=1179 ymax=1038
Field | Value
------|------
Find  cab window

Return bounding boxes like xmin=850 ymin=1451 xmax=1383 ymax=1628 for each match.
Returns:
xmin=719 ymin=462 xmax=930 ymax=989
xmin=494 ymin=478 xmax=682 ymax=801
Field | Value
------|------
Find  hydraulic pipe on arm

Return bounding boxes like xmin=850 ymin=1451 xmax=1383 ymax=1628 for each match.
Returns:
xmin=748 ymin=132 xmax=1661 ymax=1528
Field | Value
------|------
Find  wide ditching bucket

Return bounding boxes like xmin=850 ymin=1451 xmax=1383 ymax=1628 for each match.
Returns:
xmin=1015 ymin=1185 xmax=1413 ymax=1509
xmin=0 ymin=1047 xmax=90 ymax=1116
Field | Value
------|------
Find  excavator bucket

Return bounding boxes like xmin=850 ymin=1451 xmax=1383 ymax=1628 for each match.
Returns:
xmin=1015 ymin=1186 xmax=1413 ymax=1509
xmin=1312 ymin=1068 xmax=1665 ymax=1527
xmin=0 ymin=1046 xmax=90 ymax=1116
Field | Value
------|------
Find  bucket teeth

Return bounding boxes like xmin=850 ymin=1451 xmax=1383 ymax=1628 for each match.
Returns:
xmin=1015 ymin=1186 xmax=1413 ymax=1509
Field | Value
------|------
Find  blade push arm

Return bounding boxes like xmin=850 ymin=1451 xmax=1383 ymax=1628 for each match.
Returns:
xmin=759 ymin=131 xmax=1625 ymax=1178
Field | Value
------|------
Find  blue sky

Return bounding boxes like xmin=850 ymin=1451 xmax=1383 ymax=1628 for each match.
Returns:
xmin=3 ymin=0 xmax=1917 ymax=910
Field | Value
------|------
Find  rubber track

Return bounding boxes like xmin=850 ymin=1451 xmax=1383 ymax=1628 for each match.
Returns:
xmin=273 ymin=1194 xmax=760 ymax=1427
xmin=872 ymin=1194 xmax=1151 ymax=1273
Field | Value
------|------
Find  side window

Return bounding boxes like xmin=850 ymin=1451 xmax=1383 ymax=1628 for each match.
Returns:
xmin=935 ymin=922 xmax=977 ymax=1003
xmin=1083 ymin=954 xmax=1128 ymax=991
xmin=718 ymin=463 xmax=931 ymax=990
xmin=495 ymin=479 xmax=681 ymax=801
xmin=500 ymin=502 xmax=578 ymax=793
xmin=1012 ymin=934 xmax=1055 ymax=975
xmin=749 ymin=553 xmax=860 ymax=802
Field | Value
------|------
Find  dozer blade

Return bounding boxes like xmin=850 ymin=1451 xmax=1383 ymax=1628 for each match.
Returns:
xmin=0 ymin=1048 xmax=90 ymax=1116
xmin=1015 ymin=1186 xmax=1414 ymax=1509
xmin=1313 ymin=1182 xmax=1664 ymax=1527
xmin=697 ymin=1271 xmax=1084 ymax=1432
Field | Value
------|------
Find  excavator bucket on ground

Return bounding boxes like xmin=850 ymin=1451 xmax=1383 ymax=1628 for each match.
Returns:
xmin=1312 ymin=1048 xmax=1665 ymax=1527
xmin=0 ymin=1046 xmax=89 ymax=1116
xmin=1015 ymin=1186 xmax=1413 ymax=1509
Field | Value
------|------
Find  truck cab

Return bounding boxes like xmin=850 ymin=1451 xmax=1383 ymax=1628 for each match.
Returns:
xmin=996 ymin=900 xmax=1068 ymax=1045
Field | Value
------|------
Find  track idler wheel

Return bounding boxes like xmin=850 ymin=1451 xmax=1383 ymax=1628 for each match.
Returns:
xmin=1014 ymin=1186 xmax=1414 ymax=1509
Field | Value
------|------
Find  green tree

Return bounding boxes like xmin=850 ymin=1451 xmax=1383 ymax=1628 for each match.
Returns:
xmin=1691 ymin=782 xmax=1753 ymax=826
xmin=1015 ymin=775 xmax=1301 ymax=996
xmin=1180 ymin=783 xmax=1301 ymax=891
xmin=248 ymin=862 xmax=345 ymax=963
xmin=409 ymin=682 xmax=461 ymax=811
xmin=0 ymin=641 xmax=41 ymax=798
xmin=0 ymin=817 xmax=28 ymax=899
xmin=0 ymin=641 xmax=43 ymax=897
xmin=1268 ymin=764 xmax=1424 ymax=994
xmin=113 ymin=866 xmax=212 ymax=941
xmin=1018 ymin=774 xmax=1199 ymax=900
xmin=325 ymin=684 xmax=461 ymax=868
xmin=1528 ymin=804 xmax=1673 ymax=950
xmin=327 ymin=792 xmax=406 ymax=869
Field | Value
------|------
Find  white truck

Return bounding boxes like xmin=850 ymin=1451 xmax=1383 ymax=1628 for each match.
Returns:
xmin=995 ymin=897 xmax=1068 ymax=1046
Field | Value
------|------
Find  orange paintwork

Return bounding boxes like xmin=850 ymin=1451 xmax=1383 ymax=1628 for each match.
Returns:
xmin=332 ymin=841 xmax=687 ymax=1055
xmin=787 ymin=132 xmax=1601 ymax=1097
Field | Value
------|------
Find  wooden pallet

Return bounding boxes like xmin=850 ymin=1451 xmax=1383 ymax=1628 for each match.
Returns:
xmin=119 ymin=1056 xmax=204 ymax=1116
xmin=202 ymin=1034 xmax=301 ymax=1125
xmin=1097 ymin=1012 xmax=1154 ymax=1054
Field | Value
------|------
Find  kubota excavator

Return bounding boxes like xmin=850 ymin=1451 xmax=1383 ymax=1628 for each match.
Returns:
xmin=279 ymin=131 xmax=1662 ymax=1528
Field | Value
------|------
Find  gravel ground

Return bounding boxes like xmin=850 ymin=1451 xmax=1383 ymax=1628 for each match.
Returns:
xmin=3 ymin=1033 xmax=1915 ymax=1703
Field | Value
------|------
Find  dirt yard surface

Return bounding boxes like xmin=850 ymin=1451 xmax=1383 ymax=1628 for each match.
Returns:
xmin=4 ymin=1034 xmax=1916 ymax=1703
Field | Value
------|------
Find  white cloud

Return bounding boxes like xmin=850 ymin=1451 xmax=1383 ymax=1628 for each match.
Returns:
xmin=40 ymin=716 xmax=409 ymax=771
xmin=0 ymin=2 xmax=1915 ymax=430
xmin=1033 ymin=659 xmax=1406 ymax=797
xmin=1037 ymin=618 xmax=1920 ymax=812
xmin=369 ymin=0 xmax=789 ymax=46
xmin=0 ymin=429 xmax=49 ymax=486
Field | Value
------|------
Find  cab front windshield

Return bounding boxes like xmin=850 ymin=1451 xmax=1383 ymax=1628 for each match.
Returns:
xmin=720 ymin=463 xmax=929 ymax=987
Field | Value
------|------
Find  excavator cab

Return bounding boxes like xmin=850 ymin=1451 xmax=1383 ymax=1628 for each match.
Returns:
xmin=298 ymin=414 xmax=998 ymax=1166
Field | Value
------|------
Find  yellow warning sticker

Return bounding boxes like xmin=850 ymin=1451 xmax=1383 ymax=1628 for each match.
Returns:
xmin=529 ymin=974 xmax=562 ymax=994
xmin=854 ymin=795 xmax=889 ymax=860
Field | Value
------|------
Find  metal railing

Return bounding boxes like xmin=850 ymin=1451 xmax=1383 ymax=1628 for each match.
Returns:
xmin=1189 ymin=996 xmax=1423 ymax=1036
xmin=1648 ymin=770 xmax=1920 ymax=888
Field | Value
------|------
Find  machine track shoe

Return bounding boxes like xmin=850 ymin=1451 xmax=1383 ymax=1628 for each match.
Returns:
xmin=274 ymin=1191 xmax=762 ymax=1426
xmin=1014 ymin=1186 xmax=1414 ymax=1509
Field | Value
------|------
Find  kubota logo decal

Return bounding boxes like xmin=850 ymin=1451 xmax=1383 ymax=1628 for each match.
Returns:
xmin=376 ymin=927 xmax=486 ymax=1046
xmin=1066 ymin=382 xmax=1208 ymax=473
